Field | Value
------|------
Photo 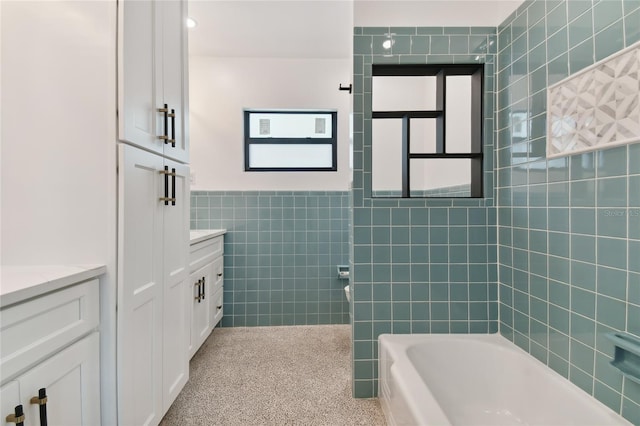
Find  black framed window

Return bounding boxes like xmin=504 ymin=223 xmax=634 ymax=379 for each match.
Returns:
xmin=244 ymin=110 xmax=338 ymax=171
xmin=371 ymin=64 xmax=484 ymax=198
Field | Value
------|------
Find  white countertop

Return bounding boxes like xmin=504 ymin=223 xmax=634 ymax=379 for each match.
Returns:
xmin=0 ymin=264 xmax=106 ymax=308
xmin=190 ymin=229 xmax=226 ymax=245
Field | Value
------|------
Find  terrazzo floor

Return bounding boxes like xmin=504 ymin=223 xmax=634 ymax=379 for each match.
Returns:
xmin=160 ymin=325 xmax=386 ymax=426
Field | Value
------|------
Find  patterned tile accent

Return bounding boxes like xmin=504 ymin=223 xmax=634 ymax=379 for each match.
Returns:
xmin=548 ymin=41 xmax=640 ymax=157
xmin=191 ymin=191 xmax=350 ymax=327
xmin=351 ymin=26 xmax=498 ymax=398
xmin=497 ymin=1 xmax=640 ymax=422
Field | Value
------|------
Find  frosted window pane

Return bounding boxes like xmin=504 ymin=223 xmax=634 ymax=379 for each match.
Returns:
xmin=445 ymin=76 xmax=472 ymax=153
xmin=410 ymin=119 xmax=437 ymax=153
xmin=372 ymin=76 xmax=437 ymax=111
xmin=248 ymin=144 xmax=333 ymax=168
xmin=249 ymin=113 xmax=332 ymax=138
xmin=410 ymin=159 xmax=471 ymax=197
xmin=372 ymin=119 xmax=402 ymax=194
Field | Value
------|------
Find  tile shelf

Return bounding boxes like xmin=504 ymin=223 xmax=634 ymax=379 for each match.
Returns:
xmin=607 ymin=333 xmax=640 ymax=385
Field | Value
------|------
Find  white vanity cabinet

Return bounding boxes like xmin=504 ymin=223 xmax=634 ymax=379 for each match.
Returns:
xmin=118 ymin=0 xmax=189 ymax=163
xmin=188 ymin=231 xmax=225 ymax=358
xmin=0 ymin=272 xmax=102 ymax=426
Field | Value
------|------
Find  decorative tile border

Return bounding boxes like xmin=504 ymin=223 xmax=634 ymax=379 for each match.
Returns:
xmin=547 ymin=40 xmax=640 ymax=158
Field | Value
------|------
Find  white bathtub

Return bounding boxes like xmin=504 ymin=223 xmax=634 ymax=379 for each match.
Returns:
xmin=378 ymin=333 xmax=630 ymax=426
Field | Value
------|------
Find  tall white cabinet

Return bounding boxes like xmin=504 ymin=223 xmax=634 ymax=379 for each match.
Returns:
xmin=117 ymin=0 xmax=190 ymax=424
xmin=118 ymin=0 xmax=189 ymax=163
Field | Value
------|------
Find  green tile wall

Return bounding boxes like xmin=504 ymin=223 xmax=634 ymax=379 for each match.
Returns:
xmin=352 ymin=26 xmax=498 ymax=398
xmin=191 ymin=191 xmax=350 ymax=326
xmin=497 ymin=1 xmax=640 ymax=422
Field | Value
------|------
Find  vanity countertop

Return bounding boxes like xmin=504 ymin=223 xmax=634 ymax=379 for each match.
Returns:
xmin=0 ymin=264 xmax=106 ymax=308
xmin=190 ymin=229 xmax=226 ymax=245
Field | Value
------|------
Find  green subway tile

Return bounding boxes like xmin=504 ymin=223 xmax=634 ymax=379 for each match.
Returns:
xmin=598 ymin=207 xmax=628 ymax=238
xmin=528 ymin=42 xmax=547 ymax=71
xmin=444 ymin=27 xmax=471 ymax=35
xmin=597 ymin=145 xmax=628 ymax=177
xmin=630 ymin=273 xmax=640 ymax=305
xmin=595 ymin=351 xmax=623 ymax=392
xmin=548 ymin=208 xmax=570 ymax=232
xmin=417 ymin=27 xmax=444 ymax=35
xmin=450 ymin=36 xmax=469 ymax=54
xmin=570 ymin=364 xmax=594 ymax=394
xmin=411 ymin=36 xmax=430 ymax=54
xmin=629 ymin=305 xmax=640 ymax=336
xmin=571 ymin=313 xmax=596 ymax=347
xmin=549 ymin=352 xmax=570 ymax=378
xmin=529 ymin=24 xmax=546 ymax=50
xmin=570 ymin=152 xmax=597 ymax=180
xmin=595 ymin=19 xmax=625 ymax=61
xmin=571 ymin=260 xmax=596 ymax=291
xmin=392 ymin=36 xmax=412 ymax=55
xmin=430 ymin=35 xmax=450 ymax=54
xmin=547 ymin=3 xmax=568 ymax=36
xmin=595 ymin=381 xmax=623 ymax=414
xmin=571 ymin=180 xmax=596 ymax=207
xmin=597 ymin=237 xmax=627 ymax=270
xmin=571 ymin=285 xmax=596 ymax=320
xmin=549 ymin=325 xmax=570 ymax=357
xmin=571 ymin=234 xmax=596 ymax=263
xmin=571 ymin=208 xmax=596 ymax=235
xmin=597 ymin=177 xmax=628 ymax=207
xmin=569 ymin=38 xmax=595 ymax=73
xmin=597 ymin=295 xmax=627 ymax=329
xmin=549 ymin=232 xmax=570 ymax=258
xmin=549 ymin=280 xmax=570 ymax=309
xmin=549 ymin=182 xmax=570 ymax=207
xmin=630 ymin=241 xmax=640 ymax=273
xmin=568 ymin=1 xmax=593 ymax=21
xmin=569 ymin=9 xmax=594 ymax=48
xmin=594 ymin=0 xmax=623 ymax=33
xmin=548 ymin=53 xmax=569 ymax=84
xmin=625 ymin=7 xmax=640 ymax=44
xmin=391 ymin=264 xmax=410 ymax=282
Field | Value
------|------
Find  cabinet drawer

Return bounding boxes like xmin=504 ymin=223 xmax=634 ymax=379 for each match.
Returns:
xmin=189 ymin=235 xmax=223 ymax=272
xmin=0 ymin=279 xmax=99 ymax=382
xmin=211 ymin=288 xmax=223 ymax=328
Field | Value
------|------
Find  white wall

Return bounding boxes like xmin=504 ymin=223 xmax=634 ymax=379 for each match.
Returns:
xmin=189 ymin=56 xmax=352 ymax=191
xmin=1 ymin=2 xmax=117 ymax=423
xmin=1 ymin=0 xmax=116 ymax=266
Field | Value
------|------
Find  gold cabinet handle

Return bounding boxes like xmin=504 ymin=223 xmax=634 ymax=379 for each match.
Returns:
xmin=6 ymin=405 xmax=25 ymax=425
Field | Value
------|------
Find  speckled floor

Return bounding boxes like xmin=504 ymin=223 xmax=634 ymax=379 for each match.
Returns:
xmin=160 ymin=325 xmax=386 ymax=426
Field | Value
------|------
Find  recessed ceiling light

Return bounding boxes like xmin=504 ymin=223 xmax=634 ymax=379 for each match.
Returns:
xmin=186 ymin=17 xmax=197 ymax=29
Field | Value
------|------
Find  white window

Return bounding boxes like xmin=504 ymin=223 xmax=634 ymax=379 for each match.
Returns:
xmin=244 ymin=110 xmax=337 ymax=171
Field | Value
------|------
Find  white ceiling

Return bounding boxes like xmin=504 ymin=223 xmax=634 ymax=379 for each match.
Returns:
xmin=187 ymin=0 xmax=524 ymax=58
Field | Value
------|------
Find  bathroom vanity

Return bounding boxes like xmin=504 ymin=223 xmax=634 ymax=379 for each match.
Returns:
xmin=189 ymin=229 xmax=226 ymax=358
xmin=0 ymin=265 xmax=105 ymax=426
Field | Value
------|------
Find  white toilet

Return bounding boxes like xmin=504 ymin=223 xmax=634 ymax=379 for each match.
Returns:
xmin=344 ymin=285 xmax=350 ymax=303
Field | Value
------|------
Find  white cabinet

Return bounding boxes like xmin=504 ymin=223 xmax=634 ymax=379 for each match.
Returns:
xmin=117 ymin=144 xmax=190 ymax=425
xmin=118 ymin=0 xmax=189 ymax=163
xmin=188 ymin=234 xmax=225 ymax=358
xmin=0 ymin=280 xmax=101 ymax=426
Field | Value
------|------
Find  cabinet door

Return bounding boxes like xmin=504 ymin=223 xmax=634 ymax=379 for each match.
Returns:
xmin=211 ymin=256 xmax=224 ymax=327
xmin=161 ymin=158 xmax=190 ymax=412
xmin=118 ymin=0 xmax=163 ymax=156
xmin=1 ymin=381 xmax=20 ymax=426
xmin=117 ymin=144 xmax=164 ymax=426
xmin=188 ymin=263 xmax=213 ymax=358
xmin=158 ymin=0 xmax=189 ymax=163
xmin=19 ymin=333 xmax=100 ymax=426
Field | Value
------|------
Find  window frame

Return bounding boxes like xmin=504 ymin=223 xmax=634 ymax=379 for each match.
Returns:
xmin=372 ymin=63 xmax=484 ymax=198
xmin=243 ymin=109 xmax=338 ymax=172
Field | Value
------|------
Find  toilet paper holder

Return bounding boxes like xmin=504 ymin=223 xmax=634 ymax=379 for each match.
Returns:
xmin=337 ymin=265 xmax=349 ymax=279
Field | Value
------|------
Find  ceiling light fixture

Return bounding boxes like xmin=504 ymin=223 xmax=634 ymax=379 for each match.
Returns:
xmin=186 ymin=17 xmax=197 ymax=29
